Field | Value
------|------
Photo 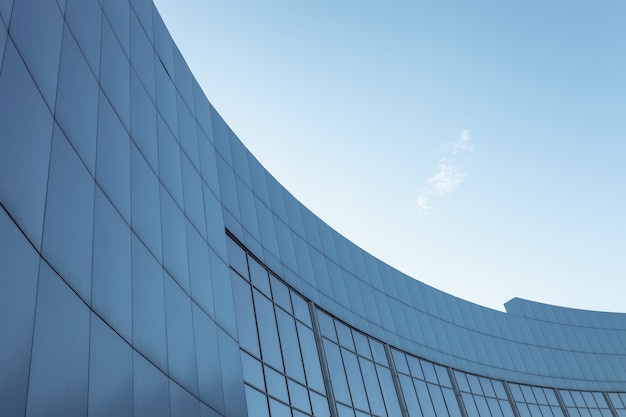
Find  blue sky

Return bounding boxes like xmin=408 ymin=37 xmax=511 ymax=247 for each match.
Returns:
xmin=154 ymin=0 xmax=626 ymax=312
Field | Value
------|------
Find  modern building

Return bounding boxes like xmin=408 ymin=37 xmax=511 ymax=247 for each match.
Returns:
xmin=1 ymin=0 xmax=625 ymax=416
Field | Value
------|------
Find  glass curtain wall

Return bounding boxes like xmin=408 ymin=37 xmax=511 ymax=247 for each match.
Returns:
xmin=316 ymin=309 xmax=402 ymax=417
xmin=508 ymin=383 xmax=564 ymax=417
xmin=227 ymin=234 xmax=331 ymax=417
xmin=558 ymin=390 xmax=613 ymax=417
xmin=225 ymin=232 xmax=626 ymax=417
xmin=391 ymin=348 xmax=463 ymax=417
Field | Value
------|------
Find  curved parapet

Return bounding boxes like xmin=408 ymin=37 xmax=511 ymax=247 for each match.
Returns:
xmin=0 ymin=1 xmax=625 ymax=416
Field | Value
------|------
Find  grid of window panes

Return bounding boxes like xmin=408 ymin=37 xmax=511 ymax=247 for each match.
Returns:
xmin=509 ymin=383 xmax=564 ymax=417
xmin=316 ymin=309 xmax=403 ymax=417
xmin=607 ymin=393 xmax=626 ymax=417
xmin=558 ymin=390 xmax=613 ymax=417
xmin=225 ymin=232 xmax=626 ymax=417
xmin=454 ymin=371 xmax=516 ymax=417
xmin=391 ymin=348 xmax=463 ymax=417
xmin=227 ymin=235 xmax=331 ymax=417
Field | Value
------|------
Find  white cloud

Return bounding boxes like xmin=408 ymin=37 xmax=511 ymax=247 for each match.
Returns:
xmin=428 ymin=163 xmax=466 ymax=195
xmin=416 ymin=130 xmax=472 ymax=213
xmin=416 ymin=193 xmax=429 ymax=210
xmin=440 ymin=129 xmax=472 ymax=154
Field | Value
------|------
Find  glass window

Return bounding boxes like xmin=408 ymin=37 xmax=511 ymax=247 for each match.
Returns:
xmin=323 ymin=339 xmax=350 ymax=405
xmin=241 ymin=351 xmax=265 ymax=390
xmin=343 ymin=348 xmax=368 ymax=412
xmin=291 ymin=291 xmax=312 ymax=327
xmin=265 ymin=366 xmax=289 ymax=403
xmin=226 ymin=235 xmax=249 ymax=279
xmin=353 ymin=331 xmax=372 ymax=360
xmin=255 ymin=290 xmax=284 ymax=372
xmin=370 ymin=339 xmax=388 ymax=366
xmin=230 ymin=271 xmax=260 ymax=357
xmin=288 ymin=380 xmax=311 ymax=414
xmin=361 ymin=358 xmax=386 ymax=416
xmin=271 ymin=274 xmax=293 ymax=313
xmin=245 ymin=386 xmax=269 ymax=417
xmin=407 ymin=355 xmax=424 ymax=380
xmin=376 ymin=364 xmax=402 ymax=417
xmin=276 ymin=309 xmax=306 ymax=383
xmin=336 ymin=322 xmax=355 ymax=352
xmin=296 ymin=322 xmax=325 ymax=393
xmin=269 ymin=398 xmax=292 ymax=417
xmin=310 ymin=391 xmax=331 ymax=417
xmin=392 ymin=349 xmax=409 ymax=375
xmin=249 ymin=256 xmax=271 ymax=296
xmin=317 ymin=310 xmax=337 ymax=342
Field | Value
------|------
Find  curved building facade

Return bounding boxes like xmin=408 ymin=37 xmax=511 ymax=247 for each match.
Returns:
xmin=0 ymin=0 xmax=625 ymax=416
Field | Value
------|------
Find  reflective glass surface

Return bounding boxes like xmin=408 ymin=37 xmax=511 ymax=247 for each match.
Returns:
xmin=509 ymin=383 xmax=564 ymax=417
xmin=455 ymin=371 xmax=514 ymax=417
xmin=227 ymin=234 xmax=330 ymax=417
xmin=559 ymin=389 xmax=613 ymax=417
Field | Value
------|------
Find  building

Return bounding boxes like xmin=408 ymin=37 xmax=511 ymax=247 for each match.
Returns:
xmin=1 ymin=0 xmax=625 ymax=416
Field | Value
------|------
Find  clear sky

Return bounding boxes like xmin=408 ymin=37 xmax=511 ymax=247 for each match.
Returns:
xmin=153 ymin=0 xmax=626 ymax=313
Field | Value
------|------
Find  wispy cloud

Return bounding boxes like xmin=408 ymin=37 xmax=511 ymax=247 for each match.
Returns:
xmin=417 ymin=130 xmax=472 ymax=213
xmin=428 ymin=163 xmax=466 ymax=194
xmin=441 ymin=129 xmax=472 ymax=154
